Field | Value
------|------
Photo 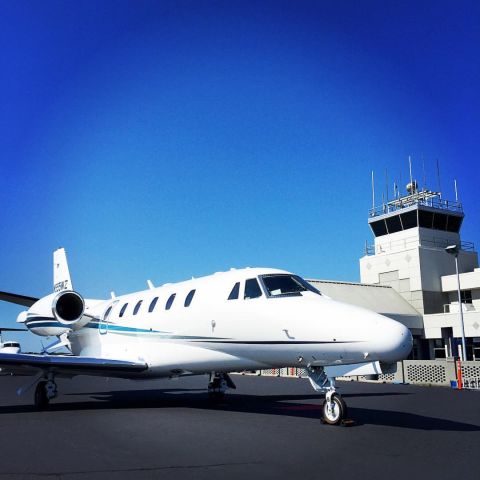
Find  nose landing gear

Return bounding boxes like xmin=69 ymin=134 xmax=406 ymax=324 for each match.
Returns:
xmin=322 ymin=391 xmax=348 ymax=425
xmin=307 ymin=366 xmax=352 ymax=426
xmin=208 ymin=372 xmax=236 ymax=401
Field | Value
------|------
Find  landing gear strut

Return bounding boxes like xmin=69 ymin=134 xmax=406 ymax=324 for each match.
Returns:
xmin=208 ymin=372 xmax=236 ymax=401
xmin=307 ymin=366 xmax=350 ymax=426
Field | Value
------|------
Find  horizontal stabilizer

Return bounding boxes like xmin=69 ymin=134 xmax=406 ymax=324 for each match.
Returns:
xmin=0 ymin=291 xmax=39 ymax=307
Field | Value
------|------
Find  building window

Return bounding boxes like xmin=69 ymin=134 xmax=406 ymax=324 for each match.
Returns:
xmin=165 ymin=293 xmax=176 ymax=310
xmin=149 ymin=297 xmax=159 ymax=312
xmin=119 ymin=303 xmax=128 ymax=317
xmin=461 ymin=290 xmax=473 ymax=304
xmin=228 ymin=282 xmax=240 ymax=300
xmin=133 ymin=300 xmax=143 ymax=315
xmin=184 ymin=289 xmax=196 ymax=307
xmin=244 ymin=278 xmax=262 ymax=299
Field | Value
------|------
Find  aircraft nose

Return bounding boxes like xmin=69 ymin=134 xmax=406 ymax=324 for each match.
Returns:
xmin=371 ymin=315 xmax=413 ymax=362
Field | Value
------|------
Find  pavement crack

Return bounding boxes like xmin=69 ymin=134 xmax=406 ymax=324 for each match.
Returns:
xmin=0 ymin=461 xmax=262 ymax=478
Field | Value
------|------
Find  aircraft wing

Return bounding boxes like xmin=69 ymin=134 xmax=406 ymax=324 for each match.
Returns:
xmin=0 ymin=352 xmax=148 ymax=377
xmin=0 ymin=291 xmax=39 ymax=307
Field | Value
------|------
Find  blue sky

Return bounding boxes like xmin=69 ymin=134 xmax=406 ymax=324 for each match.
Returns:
xmin=1 ymin=1 xmax=479 ymax=350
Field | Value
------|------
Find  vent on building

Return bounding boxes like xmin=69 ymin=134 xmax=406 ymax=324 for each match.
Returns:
xmin=405 ymin=364 xmax=447 ymax=384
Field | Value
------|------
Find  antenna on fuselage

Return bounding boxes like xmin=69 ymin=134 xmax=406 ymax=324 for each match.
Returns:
xmin=147 ymin=280 xmax=154 ymax=290
xmin=110 ymin=291 xmax=116 ymax=299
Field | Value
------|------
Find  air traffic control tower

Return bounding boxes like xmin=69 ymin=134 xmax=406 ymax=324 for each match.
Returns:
xmin=360 ymin=182 xmax=480 ymax=359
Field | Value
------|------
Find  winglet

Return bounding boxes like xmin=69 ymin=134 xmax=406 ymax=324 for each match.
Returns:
xmin=53 ymin=248 xmax=73 ymax=292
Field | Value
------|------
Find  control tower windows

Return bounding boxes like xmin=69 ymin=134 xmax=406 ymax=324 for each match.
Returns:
xmin=385 ymin=215 xmax=402 ymax=234
xmin=400 ymin=210 xmax=417 ymax=229
xmin=446 ymin=215 xmax=462 ymax=232
xmin=370 ymin=219 xmax=388 ymax=236
xmin=433 ymin=212 xmax=448 ymax=230
xmin=370 ymin=210 xmax=463 ymax=236
xmin=419 ymin=210 xmax=434 ymax=228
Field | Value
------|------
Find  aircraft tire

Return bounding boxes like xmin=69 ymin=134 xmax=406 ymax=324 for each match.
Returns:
xmin=321 ymin=393 xmax=347 ymax=425
xmin=34 ymin=381 xmax=49 ymax=410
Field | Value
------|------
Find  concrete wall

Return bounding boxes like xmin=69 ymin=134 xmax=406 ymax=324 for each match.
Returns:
xmin=360 ymin=226 xmax=479 ymax=317
xmin=423 ymin=310 xmax=480 ymax=338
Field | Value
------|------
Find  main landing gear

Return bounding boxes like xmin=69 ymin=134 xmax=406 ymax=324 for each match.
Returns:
xmin=208 ymin=372 xmax=236 ymax=401
xmin=307 ymin=366 xmax=351 ymax=426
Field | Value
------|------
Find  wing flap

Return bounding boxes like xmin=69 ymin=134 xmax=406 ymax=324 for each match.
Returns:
xmin=0 ymin=352 xmax=148 ymax=377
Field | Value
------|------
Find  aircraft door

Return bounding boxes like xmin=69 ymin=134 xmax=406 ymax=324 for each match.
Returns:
xmin=99 ymin=301 xmax=117 ymax=335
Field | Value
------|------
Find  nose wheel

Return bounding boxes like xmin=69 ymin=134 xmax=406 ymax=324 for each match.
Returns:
xmin=321 ymin=392 xmax=348 ymax=425
xmin=307 ymin=366 xmax=353 ymax=426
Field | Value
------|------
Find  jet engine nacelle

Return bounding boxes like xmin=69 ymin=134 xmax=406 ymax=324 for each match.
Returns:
xmin=52 ymin=290 xmax=85 ymax=325
xmin=22 ymin=291 xmax=91 ymax=336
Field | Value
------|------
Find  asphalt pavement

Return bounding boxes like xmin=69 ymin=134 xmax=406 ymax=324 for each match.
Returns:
xmin=0 ymin=374 xmax=478 ymax=480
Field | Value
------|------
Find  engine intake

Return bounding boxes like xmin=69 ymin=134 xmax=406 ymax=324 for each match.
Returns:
xmin=52 ymin=291 xmax=85 ymax=324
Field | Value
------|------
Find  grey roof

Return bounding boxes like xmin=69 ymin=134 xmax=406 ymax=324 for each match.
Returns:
xmin=308 ymin=279 xmax=424 ymax=330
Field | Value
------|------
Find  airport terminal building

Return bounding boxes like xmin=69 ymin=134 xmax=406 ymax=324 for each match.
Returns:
xmin=310 ymin=183 xmax=480 ymax=361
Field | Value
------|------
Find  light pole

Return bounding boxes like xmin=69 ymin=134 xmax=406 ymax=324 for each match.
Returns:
xmin=445 ymin=245 xmax=467 ymax=361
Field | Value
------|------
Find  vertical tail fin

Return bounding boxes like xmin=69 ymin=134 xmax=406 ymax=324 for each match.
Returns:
xmin=53 ymin=248 xmax=73 ymax=292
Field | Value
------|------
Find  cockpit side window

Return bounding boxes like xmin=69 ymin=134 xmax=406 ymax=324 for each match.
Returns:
xmin=228 ymin=282 xmax=240 ymax=300
xmin=261 ymin=274 xmax=321 ymax=297
xmin=244 ymin=278 xmax=262 ymax=299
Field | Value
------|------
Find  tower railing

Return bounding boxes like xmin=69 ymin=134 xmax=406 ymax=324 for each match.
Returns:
xmin=364 ymin=236 xmax=475 ymax=255
xmin=369 ymin=192 xmax=463 ymax=218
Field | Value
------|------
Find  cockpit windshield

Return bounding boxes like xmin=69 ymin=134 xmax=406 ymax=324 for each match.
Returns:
xmin=260 ymin=274 xmax=321 ymax=297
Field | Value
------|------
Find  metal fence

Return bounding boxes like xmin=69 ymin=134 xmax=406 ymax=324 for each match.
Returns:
xmin=238 ymin=360 xmax=480 ymax=388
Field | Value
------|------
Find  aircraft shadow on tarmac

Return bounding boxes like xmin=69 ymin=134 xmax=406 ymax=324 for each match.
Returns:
xmin=0 ymin=388 xmax=478 ymax=432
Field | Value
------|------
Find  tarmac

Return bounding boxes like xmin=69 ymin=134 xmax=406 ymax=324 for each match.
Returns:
xmin=0 ymin=374 xmax=478 ymax=480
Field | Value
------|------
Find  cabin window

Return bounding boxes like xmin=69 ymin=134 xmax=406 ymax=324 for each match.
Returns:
xmin=165 ymin=293 xmax=176 ymax=310
xmin=184 ymin=289 xmax=196 ymax=307
xmin=261 ymin=274 xmax=321 ymax=297
xmin=103 ymin=306 xmax=113 ymax=320
xmin=244 ymin=278 xmax=262 ymax=299
xmin=133 ymin=300 xmax=143 ymax=315
xmin=228 ymin=282 xmax=240 ymax=300
xmin=149 ymin=297 xmax=159 ymax=312
xmin=119 ymin=303 xmax=128 ymax=317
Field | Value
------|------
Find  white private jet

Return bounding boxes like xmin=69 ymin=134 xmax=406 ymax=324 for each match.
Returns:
xmin=0 ymin=248 xmax=412 ymax=425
